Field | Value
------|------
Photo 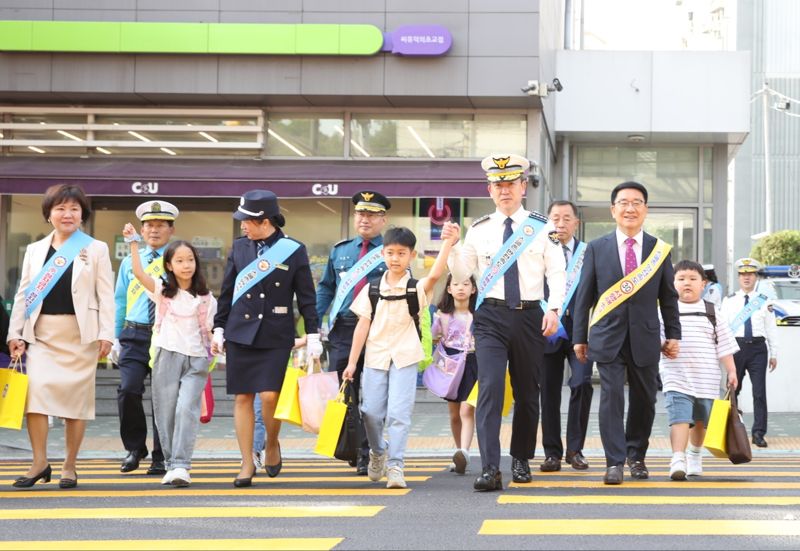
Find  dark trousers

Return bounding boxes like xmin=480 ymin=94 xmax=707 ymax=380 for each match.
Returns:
xmin=474 ymin=303 xmax=544 ymax=469
xmin=327 ymin=320 xmax=369 ymax=456
xmin=117 ymin=325 xmax=163 ymax=460
xmin=734 ymin=339 xmax=769 ymax=437
xmin=540 ymin=339 xmax=594 ymax=459
xmin=596 ymin=338 xmax=658 ymax=467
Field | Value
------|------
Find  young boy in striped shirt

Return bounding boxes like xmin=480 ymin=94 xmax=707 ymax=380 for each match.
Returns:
xmin=660 ymin=260 xmax=739 ymax=480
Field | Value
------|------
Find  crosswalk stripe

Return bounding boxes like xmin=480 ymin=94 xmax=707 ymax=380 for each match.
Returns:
xmin=519 ymin=471 xmax=800 ymax=477
xmin=0 ymin=488 xmax=410 ymax=499
xmin=0 ymin=475 xmax=430 ymax=484
xmin=498 ymin=495 xmax=800 ymax=505
xmin=0 ymin=505 xmax=383 ymax=520
xmin=0 ymin=467 xmax=440 ymax=475
xmin=509 ymin=480 xmax=800 ymax=489
xmin=479 ymin=519 xmax=800 ymax=536
xmin=0 ymin=538 xmax=342 ymax=550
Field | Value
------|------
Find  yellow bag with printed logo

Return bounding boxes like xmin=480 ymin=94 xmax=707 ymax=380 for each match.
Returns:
xmin=0 ymin=357 xmax=28 ymax=430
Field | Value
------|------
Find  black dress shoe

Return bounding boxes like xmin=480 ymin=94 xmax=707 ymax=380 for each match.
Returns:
xmin=565 ymin=450 xmax=589 ymax=470
xmin=120 ymin=449 xmax=148 ymax=473
xmin=355 ymin=453 xmax=369 ymax=476
xmin=146 ymin=460 xmax=167 ymax=475
xmin=627 ymin=458 xmax=649 ymax=480
xmin=752 ymin=435 xmax=768 ymax=448
xmin=233 ymin=468 xmax=256 ymax=488
xmin=539 ymin=456 xmax=561 ymax=472
xmin=603 ymin=465 xmax=623 ymax=485
xmin=59 ymin=472 xmax=78 ymax=489
xmin=473 ymin=465 xmax=503 ymax=491
xmin=265 ymin=443 xmax=282 ymax=478
xmin=511 ymin=457 xmax=532 ymax=483
xmin=12 ymin=464 xmax=52 ymax=488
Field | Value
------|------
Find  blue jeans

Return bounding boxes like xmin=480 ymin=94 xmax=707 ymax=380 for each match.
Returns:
xmin=361 ymin=362 xmax=418 ymax=469
xmin=253 ymin=394 xmax=265 ymax=453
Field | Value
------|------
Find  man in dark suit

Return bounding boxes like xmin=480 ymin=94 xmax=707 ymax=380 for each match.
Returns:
xmin=573 ymin=181 xmax=681 ymax=485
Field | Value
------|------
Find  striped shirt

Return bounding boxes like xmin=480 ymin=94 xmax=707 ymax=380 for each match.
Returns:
xmin=659 ymin=300 xmax=739 ymax=400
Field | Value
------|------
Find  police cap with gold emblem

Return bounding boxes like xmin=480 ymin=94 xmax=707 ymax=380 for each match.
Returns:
xmin=136 ymin=200 xmax=179 ymax=222
xmin=735 ymin=257 xmax=762 ymax=274
xmin=481 ymin=154 xmax=530 ymax=183
xmin=352 ymin=190 xmax=391 ymax=213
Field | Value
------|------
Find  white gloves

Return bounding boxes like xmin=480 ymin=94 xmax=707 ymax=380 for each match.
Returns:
xmin=212 ymin=328 xmax=225 ymax=354
xmin=109 ymin=339 xmax=121 ymax=365
xmin=306 ymin=333 xmax=323 ymax=359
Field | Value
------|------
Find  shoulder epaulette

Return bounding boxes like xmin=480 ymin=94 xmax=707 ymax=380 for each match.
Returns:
xmin=727 ymin=293 xmax=736 ymax=298
xmin=471 ymin=214 xmax=491 ymax=227
xmin=234 ymin=235 xmax=248 ymax=242
xmin=333 ymin=238 xmax=350 ymax=248
xmin=528 ymin=211 xmax=548 ymax=223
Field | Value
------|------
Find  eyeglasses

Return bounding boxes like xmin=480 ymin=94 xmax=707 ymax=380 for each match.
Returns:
xmin=614 ymin=199 xmax=646 ymax=209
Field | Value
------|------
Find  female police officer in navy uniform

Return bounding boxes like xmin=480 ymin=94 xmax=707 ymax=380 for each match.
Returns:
xmin=211 ymin=190 xmax=320 ymax=487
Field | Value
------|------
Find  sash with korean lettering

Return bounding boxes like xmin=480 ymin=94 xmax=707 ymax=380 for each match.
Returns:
xmin=475 ymin=214 xmax=547 ymax=310
xmin=24 ymin=230 xmax=94 ymax=319
xmin=541 ymin=241 xmax=587 ymax=343
xmin=125 ymin=255 xmax=165 ymax=316
xmin=589 ymin=239 xmax=672 ymax=327
xmin=729 ymin=293 xmax=769 ymax=333
xmin=232 ymin=238 xmax=301 ymax=305
xmin=327 ymin=245 xmax=384 ymax=329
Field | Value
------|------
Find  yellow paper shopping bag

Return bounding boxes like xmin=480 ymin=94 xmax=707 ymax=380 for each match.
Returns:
xmin=0 ymin=358 xmax=28 ymax=430
xmin=466 ymin=368 xmax=513 ymax=417
xmin=704 ymin=393 xmax=731 ymax=459
xmin=274 ymin=364 xmax=306 ymax=427
xmin=314 ymin=382 xmax=348 ymax=458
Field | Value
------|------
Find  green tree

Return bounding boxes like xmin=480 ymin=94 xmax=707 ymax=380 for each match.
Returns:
xmin=751 ymin=230 xmax=800 ymax=265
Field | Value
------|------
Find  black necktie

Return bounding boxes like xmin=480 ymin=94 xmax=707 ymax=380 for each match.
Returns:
xmin=744 ymin=294 xmax=753 ymax=339
xmin=503 ymin=217 xmax=520 ymax=309
xmin=147 ymin=250 xmax=159 ymax=324
xmin=256 ymin=240 xmax=267 ymax=256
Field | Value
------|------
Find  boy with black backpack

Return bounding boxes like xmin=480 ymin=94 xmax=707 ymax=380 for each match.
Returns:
xmin=343 ymin=225 xmax=457 ymax=489
xmin=660 ymin=260 xmax=739 ymax=481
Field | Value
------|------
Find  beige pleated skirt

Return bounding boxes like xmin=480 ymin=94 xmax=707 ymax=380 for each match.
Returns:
xmin=25 ymin=314 xmax=97 ymax=420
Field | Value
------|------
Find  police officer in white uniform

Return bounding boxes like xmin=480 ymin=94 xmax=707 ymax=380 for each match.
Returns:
xmin=721 ymin=257 xmax=778 ymax=448
xmin=443 ymin=154 xmax=566 ymax=491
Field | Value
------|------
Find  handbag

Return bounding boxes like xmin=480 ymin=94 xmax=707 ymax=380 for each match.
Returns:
xmin=334 ymin=381 xmax=360 ymax=463
xmin=703 ymin=390 xmax=731 ymax=459
xmin=298 ymin=357 xmax=340 ymax=434
xmin=725 ymin=390 xmax=752 ymax=464
xmin=274 ymin=362 xmax=307 ymax=427
xmin=422 ymin=342 xmax=467 ymax=400
xmin=466 ymin=367 xmax=513 ymax=417
xmin=314 ymin=381 xmax=350 ymax=459
xmin=0 ymin=356 xmax=28 ymax=430
xmin=199 ymin=374 xmax=215 ymax=424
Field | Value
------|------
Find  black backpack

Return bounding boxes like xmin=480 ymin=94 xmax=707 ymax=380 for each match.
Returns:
xmin=679 ymin=300 xmax=718 ymax=344
xmin=368 ymin=278 xmax=421 ymax=339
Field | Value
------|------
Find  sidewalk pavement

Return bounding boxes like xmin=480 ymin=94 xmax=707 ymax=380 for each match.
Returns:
xmin=3 ymin=386 xmax=800 ymax=460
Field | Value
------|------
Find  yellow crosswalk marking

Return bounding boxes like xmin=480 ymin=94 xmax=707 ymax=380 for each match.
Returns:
xmin=1 ymin=538 xmax=342 ymax=550
xmin=523 ymin=471 xmax=800 ymax=477
xmin=0 ymin=467 xmax=439 ymax=475
xmin=1 ymin=505 xmax=383 ymax=520
xmin=479 ymin=519 xmax=800 ymax=536
xmin=499 ymin=495 xmax=800 ymax=505
xmin=509 ymin=480 xmax=800 ymax=489
xmin=0 ymin=475 xmax=430 ymax=485
xmin=0 ymin=488 xmax=410 ymax=499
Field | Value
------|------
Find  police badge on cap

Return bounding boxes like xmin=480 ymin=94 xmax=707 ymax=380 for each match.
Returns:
xmin=481 ymin=154 xmax=530 ymax=183
xmin=136 ymin=200 xmax=179 ymax=222
xmin=234 ymin=190 xmax=281 ymax=221
xmin=735 ymin=257 xmax=761 ymax=274
xmin=352 ymin=191 xmax=391 ymax=213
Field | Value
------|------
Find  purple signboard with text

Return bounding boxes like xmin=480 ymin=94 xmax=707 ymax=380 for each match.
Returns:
xmin=382 ymin=25 xmax=452 ymax=56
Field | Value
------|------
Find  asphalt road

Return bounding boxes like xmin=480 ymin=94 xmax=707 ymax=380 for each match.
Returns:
xmin=1 ymin=455 xmax=800 ymax=549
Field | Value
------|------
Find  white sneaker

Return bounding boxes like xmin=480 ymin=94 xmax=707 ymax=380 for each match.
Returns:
xmin=686 ymin=450 xmax=703 ymax=476
xmin=448 ymin=462 xmax=456 ymax=472
xmin=160 ymin=470 xmax=175 ymax=485
xmin=386 ymin=466 xmax=407 ymax=489
xmin=669 ymin=456 xmax=687 ymax=481
xmin=171 ymin=467 xmax=191 ymax=487
xmin=253 ymin=450 xmax=265 ymax=470
xmin=367 ymin=450 xmax=387 ymax=482
xmin=452 ymin=449 xmax=469 ymax=475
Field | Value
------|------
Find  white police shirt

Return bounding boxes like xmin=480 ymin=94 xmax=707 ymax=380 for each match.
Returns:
xmin=448 ymin=206 xmax=566 ymax=310
xmin=720 ymin=290 xmax=778 ymax=357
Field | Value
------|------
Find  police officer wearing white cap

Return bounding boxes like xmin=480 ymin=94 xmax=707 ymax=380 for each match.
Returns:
xmin=442 ymin=153 xmax=566 ymax=491
xmin=211 ymin=190 xmax=320 ymax=487
xmin=113 ymin=200 xmax=178 ymax=475
xmin=721 ymin=257 xmax=778 ymax=448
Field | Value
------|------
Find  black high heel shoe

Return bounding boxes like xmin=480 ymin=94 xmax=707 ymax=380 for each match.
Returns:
xmin=233 ymin=466 xmax=257 ymax=488
xmin=12 ymin=464 xmax=52 ymax=488
xmin=59 ymin=472 xmax=78 ymax=489
xmin=266 ymin=443 xmax=282 ymax=478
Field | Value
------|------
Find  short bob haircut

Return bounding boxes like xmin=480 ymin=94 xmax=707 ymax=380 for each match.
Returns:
xmin=41 ymin=184 xmax=91 ymax=223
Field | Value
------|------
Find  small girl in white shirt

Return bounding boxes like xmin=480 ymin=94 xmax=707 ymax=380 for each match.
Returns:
xmin=123 ymin=223 xmax=217 ymax=487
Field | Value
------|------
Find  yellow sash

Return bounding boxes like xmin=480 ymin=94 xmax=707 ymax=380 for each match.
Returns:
xmin=589 ymin=239 xmax=671 ymax=327
xmin=125 ymin=257 xmax=164 ymax=316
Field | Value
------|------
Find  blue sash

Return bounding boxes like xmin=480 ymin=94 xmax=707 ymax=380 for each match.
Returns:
xmin=541 ymin=241 xmax=587 ymax=344
xmin=232 ymin=238 xmax=301 ymax=305
xmin=475 ymin=214 xmax=547 ymax=310
xmin=327 ymin=245 xmax=384 ymax=329
xmin=729 ymin=293 xmax=769 ymax=333
xmin=24 ymin=230 xmax=93 ymax=319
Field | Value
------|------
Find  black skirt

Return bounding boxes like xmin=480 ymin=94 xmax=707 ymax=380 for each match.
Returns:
xmin=445 ymin=349 xmax=478 ymax=404
xmin=225 ymin=341 xmax=292 ymax=395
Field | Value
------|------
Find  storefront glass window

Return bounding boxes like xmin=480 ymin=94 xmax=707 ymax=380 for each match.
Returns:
xmin=3 ymin=195 xmax=51 ymax=298
xmin=265 ymin=114 xmax=344 ymax=157
xmin=576 ymin=146 xmax=699 ymax=203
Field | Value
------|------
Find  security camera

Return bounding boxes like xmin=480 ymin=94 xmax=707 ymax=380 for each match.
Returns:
xmin=551 ymin=78 xmax=563 ymax=92
xmin=521 ymin=80 xmax=540 ymax=96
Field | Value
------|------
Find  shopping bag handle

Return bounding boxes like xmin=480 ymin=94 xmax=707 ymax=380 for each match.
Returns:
xmin=7 ymin=355 xmax=25 ymax=374
xmin=306 ymin=355 xmax=322 ymax=375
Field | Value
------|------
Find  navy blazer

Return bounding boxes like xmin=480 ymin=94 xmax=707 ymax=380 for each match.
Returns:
xmin=214 ymin=232 xmax=319 ymax=349
xmin=572 ymin=231 xmax=680 ymax=366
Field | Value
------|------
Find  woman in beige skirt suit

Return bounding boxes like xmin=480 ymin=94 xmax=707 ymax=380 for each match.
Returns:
xmin=7 ymin=184 xmax=115 ymax=489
